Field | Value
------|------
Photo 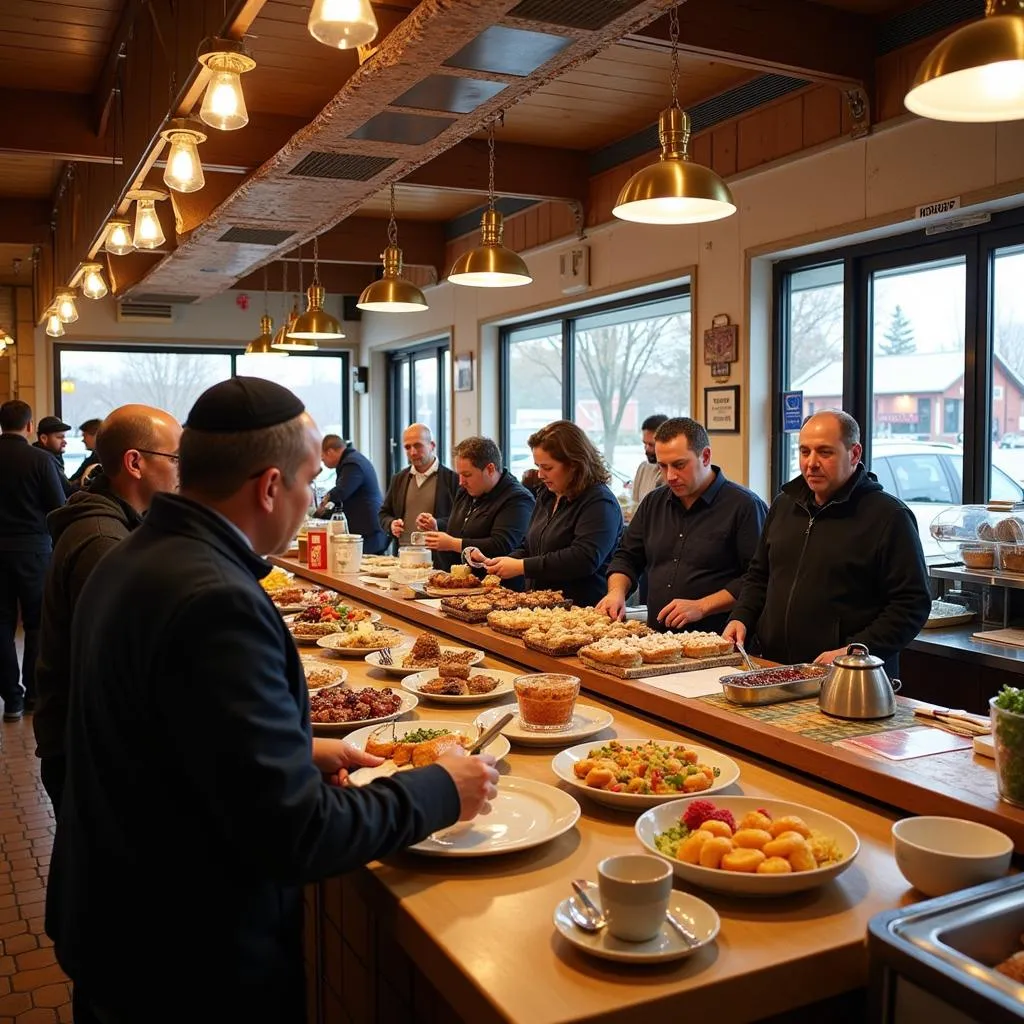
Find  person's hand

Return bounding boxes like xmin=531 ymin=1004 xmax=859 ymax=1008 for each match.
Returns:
xmin=463 ymin=546 xmax=486 ymax=567
xmin=312 ymin=737 xmax=384 ymax=786
xmin=436 ymin=748 xmax=499 ymax=821
xmin=423 ymin=531 xmax=457 ymax=552
xmin=482 ymin=556 xmax=525 ymax=580
xmin=82 ymin=463 xmax=101 ymax=483
xmin=658 ymin=599 xmax=707 ymax=629
xmin=390 ymin=518 xmax=405 ymax=538
xmin=722 ymin=620 xmax=746 ymax=647
xmin=416 ymin=513 xmax=437 ymax=531
xmin=813 ymin=646 xmax=847 ymax=666
xmin=595 ymin=593 xmax=627 ymax=621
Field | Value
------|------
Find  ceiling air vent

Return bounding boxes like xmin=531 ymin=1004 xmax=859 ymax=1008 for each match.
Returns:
xmin=508 ymin=0 xmax=634 ymax=30
xmin=116 ymin=301 xmax=175 ymax=323
xmin=289 ymin=152 xmax=396 ymax=181
xmin=218 ymin=227 xmax=297 ymax=245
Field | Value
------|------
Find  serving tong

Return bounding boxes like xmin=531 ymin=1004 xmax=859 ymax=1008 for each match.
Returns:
xmin=913 ymin=706 xmax=991 ymax=737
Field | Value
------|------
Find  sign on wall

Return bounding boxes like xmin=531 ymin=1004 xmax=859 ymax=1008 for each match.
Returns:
xmin=782 ymin=391 xmax=803 ymax=432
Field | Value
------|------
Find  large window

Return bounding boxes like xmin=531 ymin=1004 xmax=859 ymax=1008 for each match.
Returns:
xmin=501 ymin=287 xmax=691 ymax=495
xmin=773 ymin=206 xmax=1024 ymax=559
xmin=387 ymin=340 xmax=449 ymax=480
xmin=55 ymin=344 xmax=350 ymax=484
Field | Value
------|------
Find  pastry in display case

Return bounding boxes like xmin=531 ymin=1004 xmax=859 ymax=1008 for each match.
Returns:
xmin=930 ymin=505 xmax=1024 ymax=572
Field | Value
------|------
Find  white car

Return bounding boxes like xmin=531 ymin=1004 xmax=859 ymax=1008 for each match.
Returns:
xmin=869 ymin=440 xmax=1024 ymax=560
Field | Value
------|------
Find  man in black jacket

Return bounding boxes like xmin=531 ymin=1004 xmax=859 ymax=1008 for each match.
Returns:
xmin=724 ymin=410 xmax=930 ymax=676
xmin=47 ymin=378 xmax=497 ymax=1024
xmin=34 ymin=404 xmax=182 ymax=813
xmin=34 ymin=415 xmax=74 ymax=497
xmin=418 ymin=436 xmax=535 ymax=573
xmin=379 ymin=422 xmax=458 ymax=561
xmin=68 ymin=417 xmax=103 ymax=488
xmin=314 ymin=434 xmax=388 ymax=554
xmin=0 ymin=400 xmax=66 ymax=721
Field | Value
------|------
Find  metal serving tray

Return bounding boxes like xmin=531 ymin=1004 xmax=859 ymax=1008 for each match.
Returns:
xmin=719 ymin=664 xmax=828 ymax=706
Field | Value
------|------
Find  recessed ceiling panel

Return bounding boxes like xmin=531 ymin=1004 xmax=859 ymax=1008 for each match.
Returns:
xmin=349 ymin=111 xmax=455 ymax=145
xmin=443 ymin=25 xmax=572 ymax=78
xmin=393 ymin=75 xmax=507 ymax=114
xmin=509 ymin=0 xmax=636 ymax=31
xmin=218 ymin=227 xmax=297 ymax=246
xmin=289 ymin=152 xmax=397 ymax=180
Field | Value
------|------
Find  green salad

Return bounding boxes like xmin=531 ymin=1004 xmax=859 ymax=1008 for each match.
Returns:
xmin=993 ymin=686 xmax=1024 ymax=804
xmin=400 ymin=728 xmax=453 ymax=744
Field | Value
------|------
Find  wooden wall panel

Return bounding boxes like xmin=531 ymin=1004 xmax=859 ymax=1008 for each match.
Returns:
xmin=803 ymin=86 xmax=844 ymax=148
xmin=712 ymin=124 xmax=738 ymax=178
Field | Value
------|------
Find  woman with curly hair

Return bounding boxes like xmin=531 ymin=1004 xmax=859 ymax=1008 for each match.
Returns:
xmin=484 ymin=420 xmax=623 ymax=606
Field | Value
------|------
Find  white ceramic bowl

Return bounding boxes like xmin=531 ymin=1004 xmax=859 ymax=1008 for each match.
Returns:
xmin=891 ymin=816 xmax=1013 ymax=897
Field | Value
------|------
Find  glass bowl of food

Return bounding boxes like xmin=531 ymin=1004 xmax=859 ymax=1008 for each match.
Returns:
xmin=513 ymin=673 xmax=580 ymax=732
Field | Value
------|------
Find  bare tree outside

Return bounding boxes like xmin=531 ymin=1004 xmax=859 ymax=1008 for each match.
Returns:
xmin=788 ymin=283 xmax=844 ymax=382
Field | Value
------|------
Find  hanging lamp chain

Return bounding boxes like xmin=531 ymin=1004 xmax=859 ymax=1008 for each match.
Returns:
xmin=312 ymin=236 xmax=321 ymax=287
xmin=669 ymin=4 xmax=680 ymax=110
xmin=487 ymin=121 xmax=496 ymax=212
xmin=297 ymin=241 xmax=304 ymax=296
xmin=262 ymin=265 xmax=269 ymax=316
xmin=387 ymin=183 xmax=398 ymax=248
xmin=281 ymin=248 xmax=289 ymax=316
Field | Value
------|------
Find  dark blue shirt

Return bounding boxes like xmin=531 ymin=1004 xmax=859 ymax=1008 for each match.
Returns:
xmin=325 ymin=447 xmax=387 ymax=555
xmin=607 ymin=467 xmax=767 ymax=632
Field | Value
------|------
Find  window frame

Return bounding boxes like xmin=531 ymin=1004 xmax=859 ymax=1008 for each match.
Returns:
xmin=53 ymin=342 xmax=350 ymax=438
xmin=385 ymin=337 xmax=450 ymax=481
xmin=498 ymin=283 xmax=692 ymax=461
xmin=772 ymin=204 xmax=1024 ymax=501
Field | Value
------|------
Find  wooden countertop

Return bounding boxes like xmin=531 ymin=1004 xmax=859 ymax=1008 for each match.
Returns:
xmin=276 ymin=558 xmax=1024 ymax=853
xmin=273 ymin=561 xmax=985 ymax=1023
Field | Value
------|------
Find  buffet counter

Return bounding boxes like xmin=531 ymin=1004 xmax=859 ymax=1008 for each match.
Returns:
xmin=271 ymin=559 xmax=1023 ymax=1024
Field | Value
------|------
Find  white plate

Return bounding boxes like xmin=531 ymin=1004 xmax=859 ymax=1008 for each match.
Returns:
xmin=635 ymin=796 xmax=861 ymax=896
xmin=310 ymin=689 xmax=418 ymax=734
xmin=554 ymin=881 xmax=719 ymax=964
xmin=409 ymin=580 xmax=497 ymax=598
xmin=344 ymin=718 xmax=512 ymax=774
xmin=551 ymin=739 xmax=741 ymax=809
xmin=300 ymin=659 xmax=348 ymax=691
xmin=316 ymin=629 xmax=407 ymax=656
xmin=408 ymin=776 xmax=580 ymax=857
xmin=365 ymin=645 xmax=486 ymax=676
xmin=400 ymin=668 xmax=518 ymax=704
xmin=474 ymin=703 xmax=614 ymax=747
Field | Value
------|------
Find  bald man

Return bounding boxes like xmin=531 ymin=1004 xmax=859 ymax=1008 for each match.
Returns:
xmin=378 ymin=422 xmax=458 ymax=558
xmin=34 ymin=404 xmax=182 ymax=812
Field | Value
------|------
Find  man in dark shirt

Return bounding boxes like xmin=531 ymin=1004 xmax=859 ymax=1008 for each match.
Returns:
xmin=68 ymin=417 xmax=103 ymax=488
xmin=314 ymin=435 xmax=388 ymax=554
xmin=0 ymin=400 xmax=66 ymax=720
xmin=598 ymin=417 xmax=767 ymax=633
xmin=34 ymin=415 xmax=74 ymax=497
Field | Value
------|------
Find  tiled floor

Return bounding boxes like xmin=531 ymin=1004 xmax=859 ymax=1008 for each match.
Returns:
xmin=0 ymin=716 xmax=72 ymax=1024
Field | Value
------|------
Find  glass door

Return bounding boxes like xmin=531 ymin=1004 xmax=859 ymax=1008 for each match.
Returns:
xmin=989 ymin=243 xmax=1024 ymax=498
xmin=386 ymin=340 xmax=449 ymax=482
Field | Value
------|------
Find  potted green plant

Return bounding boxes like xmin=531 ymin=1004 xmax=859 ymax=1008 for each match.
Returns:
xmin=991 ymin=685 xmax=1024 ymax=807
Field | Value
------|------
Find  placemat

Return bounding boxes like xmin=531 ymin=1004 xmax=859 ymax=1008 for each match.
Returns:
xmin=578 ymin=653 xmax=741 ymax=679
xmin=697 ymin=693 xmax=919 ymax=744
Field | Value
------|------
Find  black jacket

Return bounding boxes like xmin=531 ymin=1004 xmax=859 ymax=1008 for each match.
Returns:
xmin=33 ymin=477 xmax=142 ymax=761
xmin=379 ymin=462 xmax=459 ymax=549
xmin=68 ymin=450 xmax=100 ymax=488
xmin=323 ymin=447 xmax=387 ymax=555
xmin=435 ymin=470 xmax=535 ymax=572
xmin=33 ymin=441 xmax=74 ymax=497
xmin=0 ymin=434 xmax=66 ymax=551
xmin=512 ymin=482 xmax=624 ymax=607
xmin=47 ymin=494 xmax=459 ymax=1022
xmin=729 ymin=465 xmax=931 ymax=675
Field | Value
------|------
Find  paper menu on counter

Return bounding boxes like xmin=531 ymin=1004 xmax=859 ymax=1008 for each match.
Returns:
xmin=837 ymin=727 xmax=973 ymax=761
xmin=633 ymin=666 xmax=729 ymax=699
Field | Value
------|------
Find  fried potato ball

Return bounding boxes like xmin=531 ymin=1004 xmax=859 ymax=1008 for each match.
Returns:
xmin=762 ymin=831 xmax=807 ymax=859
xmin=738 ymin=811 xmax=773 ymax=832
xmin=732 ymin=828 xmax=773 ymax=850
xmin=768 ymin=815 xmax=811 ymax=839
xmin=721 ymin=848 xmax=766 ymax=873
xmin=757 ymin=856 xmax=793 ymax=874
xmin=698 ymin=836 xmax=734 ymax=869
xmin=678 ymin=830 xmax=713 ymax=864
xmin=698 ymin=819 xmax=733 ymax=838
xmin=788 ymin=844 xmax=818 ymax=872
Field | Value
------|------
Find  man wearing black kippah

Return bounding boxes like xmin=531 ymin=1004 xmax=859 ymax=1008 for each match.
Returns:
xmin=47 ymin=377 xmax=499 ymax=1024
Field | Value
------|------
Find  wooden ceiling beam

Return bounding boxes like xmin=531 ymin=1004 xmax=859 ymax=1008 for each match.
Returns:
xmin=624 ymin=0 xmax=875 ymax=90
xmin=106 ymin=251 xmax=166 ymax=297
xmin=0 ymin=90 xmax=113 ymax=164
xmin=93 ymin=0 xmax=146 ymax=137
xmin=404 ymin=140 xmax=588 ymax=202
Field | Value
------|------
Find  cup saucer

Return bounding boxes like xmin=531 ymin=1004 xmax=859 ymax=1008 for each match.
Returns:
xmin=553 ymin=880 xmax=719 ymax=964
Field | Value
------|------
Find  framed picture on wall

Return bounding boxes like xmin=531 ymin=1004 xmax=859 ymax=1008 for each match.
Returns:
xmin=454 ymin=353 xmax=474 ymax=392
xmin=704 ymin=385 xmax=740 ymax=434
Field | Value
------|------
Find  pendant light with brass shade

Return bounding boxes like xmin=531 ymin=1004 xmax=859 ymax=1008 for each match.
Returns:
xmin=358 ymin=184 xmax=429 ymax=312
xmin=448 ymin=121 xmax=532 ymax=288
xmin=282 ymin=236 xmax=346 ymax=346
xmin=905 ymin=0 xmax=1024 ymax=122
xmin=308 ymin=0 xmax=378 ymax=49
xmin=613 ymin=7 xmax=735 ymax=225
xmin=246 ymin=268 xmax=287 ymax=356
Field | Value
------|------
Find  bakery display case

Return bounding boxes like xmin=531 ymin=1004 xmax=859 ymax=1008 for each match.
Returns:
xmin=930 ymin=506 xmax=1024 ymax=574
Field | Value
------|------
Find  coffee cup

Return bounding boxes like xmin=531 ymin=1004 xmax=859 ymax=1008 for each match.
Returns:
xmin=597 ymin=854 xmax=672 ymax=942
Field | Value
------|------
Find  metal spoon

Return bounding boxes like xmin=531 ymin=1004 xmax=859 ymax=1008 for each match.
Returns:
xmin=569 ymin=880 xmax=606 ymax=932
xmin=735 ymin=640 xmax=756 ymax=672
xmin=470 ymin=711 xmax=514 ymax=755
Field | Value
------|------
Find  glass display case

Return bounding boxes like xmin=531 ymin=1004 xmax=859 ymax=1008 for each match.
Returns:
xmin=930 ymin=506 xmax=1024 ymax=574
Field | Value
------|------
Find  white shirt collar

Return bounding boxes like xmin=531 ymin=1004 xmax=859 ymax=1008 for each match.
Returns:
xmin=411 ymin=458 xmax=439 ymax=487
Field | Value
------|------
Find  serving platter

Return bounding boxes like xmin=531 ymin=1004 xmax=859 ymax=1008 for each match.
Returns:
xmin=408 ymin=777 xmax=580 ymax=857
xmin=635 ymin=796 xmax=860 ymax=896
xmin=401 ymin=667 xmax=518 ymax=705
xmin=310 ymin=690 xmax=418 ymax=735
xmin=474 ymin=703 xmax=614 ymax=747
xmin=413 ymin=582 xmax=497 ymax=598
xmin=299 ymin=657 xmax=348 ymax=691
xmin=365 ymin=645 xmax=486 ymax=676
xmin=316 ymin=629 xmax=407 ymax=656
xmin=551 ymin=738 xmax=740 ymax=809
xmin=579 ymin=652 xmax=743 ymax=679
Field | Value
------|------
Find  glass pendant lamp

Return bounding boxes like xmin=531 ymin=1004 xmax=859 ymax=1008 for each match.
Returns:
xmin=198 ymin=38 xmax=256 ymax=131
xmin=308 ymin=0 xmax=378 ymax=49
xmin=80 ymin=263 xmax=109 ymax=300
xmin=358 ymin=184 xmax=429 ymax=312
xmin=56 ymin=290 xmax=79 ymax=324
xmin=160 ymin=119 xmax=207 ymax=193
xmin=45 ymin=306 xmax=65 ymax=338
xmin=129 ymin=190 xmax=167 ymax=249
xmin=612 ymin=6 xmax=735 ymax=225
xmin=105 ymin=219 xmax=134 ymax=255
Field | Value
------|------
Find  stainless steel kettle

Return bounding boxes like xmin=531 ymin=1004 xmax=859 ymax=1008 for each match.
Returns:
xmin=818 ymin=643 xmax=901 ymax=719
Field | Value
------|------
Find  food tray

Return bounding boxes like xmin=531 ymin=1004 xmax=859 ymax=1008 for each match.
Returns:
xmin=438 ymin=604 xmax=493 ymax=623
xmin=718 ymin=664 xmax=828 ymax=705
xmin=488 ymin=622 xmax=530 ymax=639
xmin=579 ymin=653 xmax=742 ymax=679
xmin=523 ymin=637 xmax=588 ymax=658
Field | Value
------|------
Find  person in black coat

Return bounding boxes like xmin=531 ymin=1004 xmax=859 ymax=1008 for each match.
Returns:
xmin=33 ymin=415 xmax=74 ymax=497
xmin=417 ymin=436 xmax=535 ymax=574
xmin=46 ymin=379 xmax=498 ymax=1024
xmin=314 ymin=435 xmax=388 ymax=554
xmin=484 ymin=420 xmax=623 ymax=607
xmin=725 ymin=410 xmax=931 ymax=677
xmin=68 ymin=417 xmax=103 ymax=488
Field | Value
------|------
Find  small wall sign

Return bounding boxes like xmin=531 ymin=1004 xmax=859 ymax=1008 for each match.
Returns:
xmin=782 ymin=390 xmax=803 ymax=432
xmin=705 ymin=385 xmax=740 ymax=434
